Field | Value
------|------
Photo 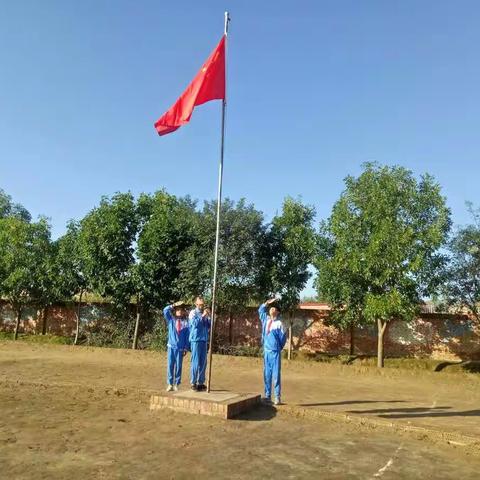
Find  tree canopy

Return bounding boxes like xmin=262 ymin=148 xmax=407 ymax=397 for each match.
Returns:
xmin=315 ymin=163 xmax=451 ymax=366
xmin=443 ymin=203 xmax=480 ymax=323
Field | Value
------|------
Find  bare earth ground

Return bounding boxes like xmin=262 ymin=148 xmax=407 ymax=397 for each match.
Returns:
xmin=1 ymin=342 xmax=479 ymax=479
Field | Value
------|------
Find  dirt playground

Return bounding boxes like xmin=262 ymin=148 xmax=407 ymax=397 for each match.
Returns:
xmin=1 ymin=342 xmax=479 ymax=479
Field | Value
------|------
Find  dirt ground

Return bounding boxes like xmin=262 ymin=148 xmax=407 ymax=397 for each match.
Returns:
xmin=1 ymin=342 xmax=479 ymax=479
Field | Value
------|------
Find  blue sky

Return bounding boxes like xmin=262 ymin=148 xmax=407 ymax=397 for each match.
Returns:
xmin=1 ymin=0 xmax=479 ymax=245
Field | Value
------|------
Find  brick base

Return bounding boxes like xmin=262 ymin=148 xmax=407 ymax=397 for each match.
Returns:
xmin=150 ymin=390 xmax=261 ymax=419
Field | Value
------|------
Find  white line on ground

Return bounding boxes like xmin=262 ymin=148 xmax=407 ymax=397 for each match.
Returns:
xmin=372 ymin=444 xmax=403 ymax=478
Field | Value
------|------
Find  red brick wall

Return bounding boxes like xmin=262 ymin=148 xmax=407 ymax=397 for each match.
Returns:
xmin=213 ymin=308 xmax=480 ymax=361
xmin=1 ymin=301 xmax=478 ymax=360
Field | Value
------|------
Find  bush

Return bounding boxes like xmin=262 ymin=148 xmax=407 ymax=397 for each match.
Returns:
xmin=216 ymin=344 xmax=262 ymax=357
xmin=139 ymin=318 xmax=168 ymax=351
xmin=82 ymin=320 xmax=134 ymax=349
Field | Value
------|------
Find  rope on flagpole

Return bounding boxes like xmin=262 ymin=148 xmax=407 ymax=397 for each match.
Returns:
xmin=206 ymin=11 xmax=230 ymax=394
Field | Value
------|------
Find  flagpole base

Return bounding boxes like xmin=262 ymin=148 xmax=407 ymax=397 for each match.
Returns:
xmin=150 ymin=390 xmax=260 ymax=419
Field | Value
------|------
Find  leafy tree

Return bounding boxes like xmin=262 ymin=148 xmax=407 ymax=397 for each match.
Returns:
xmin=0 ymin=217 xmax=52 ymax=339
xmin=315 ymin=220 xmax=368 ymax=355
xmin=269 ymin=197 xmax=317 ymax=312
xmin=78 ymin=193 xmax=139 ymax=342
xmin=315 ymin=163 xmax=451 ymax=367
xmin=265 ymin=197 xmax=317 ymax=358
xmin=31 ymin=231 xmax=59 ymax=335
xmin=56 ymin=221 xmax=88 ymax=344
xmin=0 ymin=188 xmax=31 ymax=222
xmin=443 ymin=203 xmax=480 ymax=323
xmin=133 ymin=191 xmax=198 ymax=348
xmin=182 ymin=198 xmax=271 ymax=343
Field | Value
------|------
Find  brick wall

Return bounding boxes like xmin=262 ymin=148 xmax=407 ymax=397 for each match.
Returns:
xmin=1 ymin=300 xmax=479 ymax=360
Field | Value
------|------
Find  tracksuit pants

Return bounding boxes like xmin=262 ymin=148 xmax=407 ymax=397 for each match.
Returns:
xmin=167 ymin=346 xmax=184 ymax=386
xmin=190 ymin=341 xmax=207 ymax=385
xmin=263 ymin=349 xmax=281 ymax=399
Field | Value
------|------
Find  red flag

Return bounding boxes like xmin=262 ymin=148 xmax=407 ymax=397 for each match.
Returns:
xmin=154 ymin=36 xmax=226 ymax=136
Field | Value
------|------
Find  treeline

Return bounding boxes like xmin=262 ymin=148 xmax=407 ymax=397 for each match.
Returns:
xmin=1 ymin=162 xmax=479 ymax=366
xmin=0 ymin=189 xmax=316 ymax=348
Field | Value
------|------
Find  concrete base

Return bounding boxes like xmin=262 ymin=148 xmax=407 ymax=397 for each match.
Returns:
xmin=150 ymin=389 xmax=261 ymax=419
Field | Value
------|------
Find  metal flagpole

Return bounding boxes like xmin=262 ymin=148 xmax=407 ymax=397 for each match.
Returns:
xmin=207 ymin=11 xmax=230 ymax=393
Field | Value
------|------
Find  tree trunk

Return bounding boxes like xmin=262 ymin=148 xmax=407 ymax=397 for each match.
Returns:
xmin=13 ymin=307 xmax=22 ymax=340
xmin=377 ymin=319 xmax=388 ymax=368
xmin=349 ymin=322 xmax=355 ymax=356
xmin=41 ymin=306 xmax=48 ymax=335
xmin=132 ymin=295 xmax=140 ymax=350
xmin=228 ymin=309 xmax=233 ymax=345
xmin=74 ymin=289 xmax=83 ymax=346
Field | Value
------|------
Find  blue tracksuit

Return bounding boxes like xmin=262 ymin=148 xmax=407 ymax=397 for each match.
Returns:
xmin=163 ymin=305 xmax=189 ymax=386
xmin=258 ymin=303 xmax=287 ymax=399
xmin=189 ymin=308 xmax=211 ymax=385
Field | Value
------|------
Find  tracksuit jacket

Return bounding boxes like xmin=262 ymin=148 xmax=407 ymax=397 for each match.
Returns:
xmin=258 ymin=303 xmax=287 ymax=399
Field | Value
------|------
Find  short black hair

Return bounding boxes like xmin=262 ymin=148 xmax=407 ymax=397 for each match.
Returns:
xmin=270 ymin=303 xmax=281 ymax=313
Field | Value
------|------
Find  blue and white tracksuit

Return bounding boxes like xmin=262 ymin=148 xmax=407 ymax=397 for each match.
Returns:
xmin=163 ymin=305 xmax=190 ymax=386
xmin=258 ymin=303 xmax=287 ymax=400
xmin=189 ymin=308 xmax=211 ymax=386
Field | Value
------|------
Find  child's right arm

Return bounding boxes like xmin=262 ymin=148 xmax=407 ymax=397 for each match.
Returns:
xmin=163 ymin=305 xmax=173 ymax=324
xmin=258 ymin=303 xmax=268 ymax=325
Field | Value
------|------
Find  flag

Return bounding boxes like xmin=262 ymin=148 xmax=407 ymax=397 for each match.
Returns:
xmin=154 ymin=36 xmax=226 ymax=136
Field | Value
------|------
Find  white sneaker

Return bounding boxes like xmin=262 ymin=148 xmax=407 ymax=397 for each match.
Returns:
xmin=173 ymin=385 xmax=178 ymax=392
xmin=274 ymin=397 xmax=281 ymax=405
xmin=166 ymin=385 xmax=174 ymax=392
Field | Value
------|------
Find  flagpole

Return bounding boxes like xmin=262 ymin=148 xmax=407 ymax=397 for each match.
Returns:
xmin=207 ymin=11 xmax=230 ymax=394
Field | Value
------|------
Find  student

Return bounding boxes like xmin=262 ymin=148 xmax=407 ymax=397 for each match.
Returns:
xmin=258 ymin=298 xmax=287 ymax=405
xmin=188 ymin=296 xmax=211 ymax=391
xmin=163 ymin=301 xmax=189 ymax=392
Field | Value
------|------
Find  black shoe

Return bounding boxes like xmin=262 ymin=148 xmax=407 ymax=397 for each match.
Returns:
xmin=191 ymin=384 xmax=198 ymax=391
xmin=197 ymin=384 xmax=207 ymax=391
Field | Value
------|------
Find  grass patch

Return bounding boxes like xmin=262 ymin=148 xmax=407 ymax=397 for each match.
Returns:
xmin=289 ymin=351 xmax=479 ymax=373
xmin=0 ymin=332 xmax=72 ymax=345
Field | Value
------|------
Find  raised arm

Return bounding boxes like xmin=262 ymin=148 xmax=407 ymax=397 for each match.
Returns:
xmin=258 ymin=298 xmax=276 ymax=325
xmin=163 ymin=305 xmax=174 ymax=324
xmin=258 ymin=304 xmax=268 ymax=325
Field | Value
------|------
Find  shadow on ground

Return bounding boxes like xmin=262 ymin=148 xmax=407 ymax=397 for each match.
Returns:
xmin=299 ymin=400 xmax=407 ymax=407
xmin=435 ymin=360 xmax=480 ymax=373
xmin=378 ymin=410 xmax=480 ymax=419
xmin=345 ymin=405 xmax=480 ymax=419
xmin=234 ymin=405 xmax=277 ymax=421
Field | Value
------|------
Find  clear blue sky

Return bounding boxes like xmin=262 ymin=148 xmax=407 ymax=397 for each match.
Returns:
xmin=1 ymin=0 xmax=479 ymax=243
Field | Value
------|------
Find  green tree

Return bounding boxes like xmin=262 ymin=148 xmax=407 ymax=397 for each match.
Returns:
xmin=443 ymin=203 xmax=480 ymax=323
xmin=56 ymin=220 xmax=88 ymax=344
xmin=0 ymin=188 xmax=31 ymax=222
xmin=133 ymin=191 xmax=198 ymax=348
xmin=78 ymin=193 xmax=139 ymax=342
xmin=267 ymin=197 xmax=317 ymax=358
xmin=183 ymin=198 xmax=271 ymax=343
xmin=0 ymin=217 xmax=52 ymax=339
xmin=315 ymin=163 xmax=451 ymax=367
xmin=269 ymin=197 xmax=317 ymax=312
xmin=32 ymin=230 xmax=59 ymax=335
xmin=315 ymin=220 xmax=368 ymax=355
